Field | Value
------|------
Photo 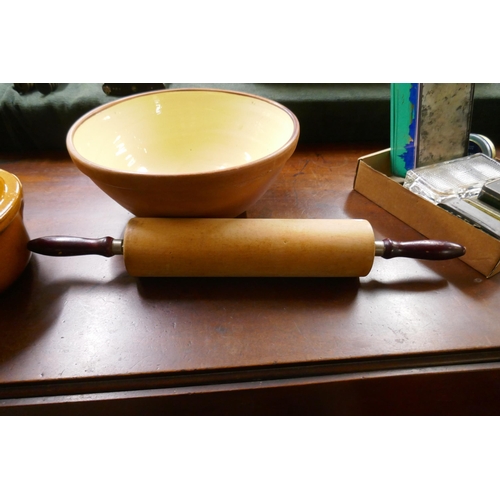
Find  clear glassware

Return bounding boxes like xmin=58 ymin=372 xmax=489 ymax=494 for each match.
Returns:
xmin=403 ymin=153 xmax=500 ymax=204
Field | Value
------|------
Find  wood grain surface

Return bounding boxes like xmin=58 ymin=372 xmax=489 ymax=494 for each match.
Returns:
xmin=1 ymin=144 xmax=500 ymax=414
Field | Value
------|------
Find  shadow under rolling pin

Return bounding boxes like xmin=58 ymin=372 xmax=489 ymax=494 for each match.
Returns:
xmin=27 ymin=218 xmax=465 ymax=278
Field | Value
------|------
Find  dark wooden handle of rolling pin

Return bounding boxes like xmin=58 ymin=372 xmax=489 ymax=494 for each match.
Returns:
xmin=380 ymin=238 xmax=466 ymax=260
xmin=27 ymin=236 xmax=118 ymax=257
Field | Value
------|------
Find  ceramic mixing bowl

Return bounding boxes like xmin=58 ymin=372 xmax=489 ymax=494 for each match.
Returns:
xmin=67 ymin=88 xmax=300 ymax=217
xmin=0 ymin=169 xmax=31 ymax=293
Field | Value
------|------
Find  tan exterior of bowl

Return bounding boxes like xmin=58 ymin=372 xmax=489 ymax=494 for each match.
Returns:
xmin=67 ymin=89 xmax=300 ymax=217
xmin=0 ymin=170 xmax=31 ymax=293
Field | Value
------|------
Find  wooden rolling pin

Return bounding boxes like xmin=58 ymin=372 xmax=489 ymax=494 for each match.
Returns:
xmin=27 ymin=218 xmax=465 ymax=278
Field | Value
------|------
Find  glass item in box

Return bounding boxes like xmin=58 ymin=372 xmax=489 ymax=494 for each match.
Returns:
xmin=403 ymin=154 xmax=500 ymax=204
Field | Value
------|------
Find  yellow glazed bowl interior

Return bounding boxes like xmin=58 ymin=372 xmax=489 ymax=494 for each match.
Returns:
xmin=67 ymin=88 xmax=300 ymax=217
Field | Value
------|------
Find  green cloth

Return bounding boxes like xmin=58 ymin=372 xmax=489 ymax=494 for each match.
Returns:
xmin=0 ymin=83 xmax=392 ymax=152
xmin=1 ymin=83 xmax=499 ymax=152
xmin=0 ymin=83 xmax=117 ymax=151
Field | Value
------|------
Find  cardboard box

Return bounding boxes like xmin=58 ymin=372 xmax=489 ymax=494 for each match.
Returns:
xmin=354 ymin=149 xmax=500 ymax=277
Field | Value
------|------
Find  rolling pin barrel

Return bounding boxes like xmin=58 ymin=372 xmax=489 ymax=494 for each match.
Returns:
xmin=27 ymin=218 xmax=465 ymax=277
xmin=123 ymin=218 xmax=376 ymax=277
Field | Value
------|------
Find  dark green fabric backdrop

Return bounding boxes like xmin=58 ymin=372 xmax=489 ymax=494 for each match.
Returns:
xmin=1 ymin=83 xmax=499 ymax=152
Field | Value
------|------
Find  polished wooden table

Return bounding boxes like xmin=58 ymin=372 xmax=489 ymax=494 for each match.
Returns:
xmin=1 ymin=144 xmax=500 ymax=415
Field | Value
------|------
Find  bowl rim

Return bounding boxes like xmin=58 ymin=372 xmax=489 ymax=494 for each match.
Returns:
xmin=66 ymin=87 xmax=300 ymax=179
xmin=0 ymin=169 xmax=23 ymax=232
